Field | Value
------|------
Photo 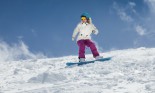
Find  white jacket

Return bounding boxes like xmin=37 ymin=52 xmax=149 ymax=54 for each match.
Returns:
xmin=72 ymin=22 xmax=99 ymax=41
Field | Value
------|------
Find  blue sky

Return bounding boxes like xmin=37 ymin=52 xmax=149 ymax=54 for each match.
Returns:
xmin=0 ymin=0 xmax=155 ymax=57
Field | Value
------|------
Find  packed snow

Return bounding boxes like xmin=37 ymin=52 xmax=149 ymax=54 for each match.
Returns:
xmin=1 ymin=47 xmax=155 ymax=93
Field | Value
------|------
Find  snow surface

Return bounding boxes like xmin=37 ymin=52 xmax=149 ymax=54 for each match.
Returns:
xmin=1 ymin=47 xmax=155 ymax=93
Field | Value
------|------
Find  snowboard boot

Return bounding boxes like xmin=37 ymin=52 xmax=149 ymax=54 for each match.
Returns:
xmin=79 ymin=58 xmax=85 ymax=62
xmin=95 ymin=56 xmax=103 ymax=60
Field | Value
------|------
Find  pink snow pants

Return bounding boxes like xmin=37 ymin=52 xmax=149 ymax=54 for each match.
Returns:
xmin=77 ymin=39 xmax=99 ymax=58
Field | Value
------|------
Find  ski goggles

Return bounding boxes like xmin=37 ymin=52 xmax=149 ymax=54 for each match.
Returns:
xmin=81 ymin=17 xmax=87 ymax=20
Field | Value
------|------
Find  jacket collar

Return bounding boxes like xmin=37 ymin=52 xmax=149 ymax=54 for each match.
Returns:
xmin=81 ymin=22 xmax=89 ymax=25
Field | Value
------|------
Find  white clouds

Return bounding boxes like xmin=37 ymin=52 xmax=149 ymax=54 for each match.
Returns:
xmin=0 ymin=40 xmax=46 ymax=62
xmin=113 ymin=1 xmax=138 ymax=22
xmin=113 ymin=1 xmax=148 ymax=36
xmin=113 ymin=2 xmax=137 ymax=22
xmin=31 ymin=29 xmax=38 ymax=37
xmin=129 ymin=2 xmax=137 ymax=13
xmin=129 ymin=2 xmax=136 ymax=7
xmin=113 ymin=2 xmax=134 ymax=22
xmin=135 ymin=25 xmax=146 ymax=36
xmin=118 ymin=11 xmax=134 ymax=22
xmin=143 ymin=0 xmax=155 ymax=21
xmin=144 ymin=0 xmax=155 ymax=14
xmin=143 ymin=0 xmax=155 ymax=36
xmin=112 ymin=1 xmax=155 ymax=47
xmin=17 ymin=36 xmax=24 ymax=39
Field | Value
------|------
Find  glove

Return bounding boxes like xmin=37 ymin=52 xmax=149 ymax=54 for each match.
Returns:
xmin=92 ymin=30 xmax=98 ymax=35
xmin=72 ymin=37 xmax=75 ymax=41
xmin=92 ymin=30 xmax=96 ymax=34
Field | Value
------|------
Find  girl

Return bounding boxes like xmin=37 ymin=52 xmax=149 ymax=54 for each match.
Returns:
xmin=72 ymin=13 xmax=102 ymax=62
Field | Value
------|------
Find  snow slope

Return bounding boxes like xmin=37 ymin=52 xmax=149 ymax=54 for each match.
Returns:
xmin=0 ymin=47 xmax=155 ymax=93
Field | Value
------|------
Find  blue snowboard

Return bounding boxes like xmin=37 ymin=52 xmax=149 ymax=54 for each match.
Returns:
xmin=66 ymin=57 xmax=112 ymax=66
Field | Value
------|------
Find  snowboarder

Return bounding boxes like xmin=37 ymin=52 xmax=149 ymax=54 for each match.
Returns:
xmin=72 ymin=12 xmax=103 ymax=62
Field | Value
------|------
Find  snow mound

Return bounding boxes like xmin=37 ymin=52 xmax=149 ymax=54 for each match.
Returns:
xmin=1 ymin=47 xmax=155 ymax=93
xmin=28 ymin=72 xmax=66 ymax=83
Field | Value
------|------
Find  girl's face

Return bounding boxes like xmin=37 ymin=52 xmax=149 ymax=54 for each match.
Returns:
xmin=81 ymin=17 xmax=87 ymax=23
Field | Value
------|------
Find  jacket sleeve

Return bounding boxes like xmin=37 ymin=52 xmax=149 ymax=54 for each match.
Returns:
xmin=92 ymin=24 xmax=99 ymax=35
xmin=72 ymin=24 xmax=80 ymax=38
